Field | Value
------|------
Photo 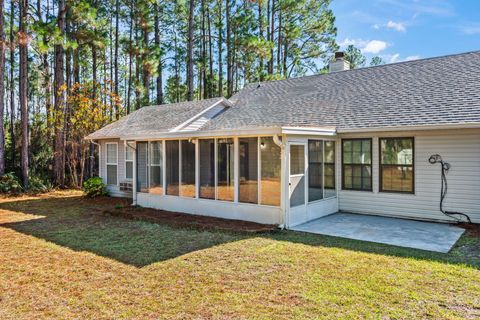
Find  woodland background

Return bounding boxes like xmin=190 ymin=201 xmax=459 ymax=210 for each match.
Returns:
xmin=0 ymin=0 xmax=383 ymax=190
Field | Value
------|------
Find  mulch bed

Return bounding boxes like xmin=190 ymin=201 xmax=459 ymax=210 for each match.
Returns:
xmin=98 ymin=199 xmax=278 ymax=233
xmin=458 ymin=223 xmax=480 ymax=238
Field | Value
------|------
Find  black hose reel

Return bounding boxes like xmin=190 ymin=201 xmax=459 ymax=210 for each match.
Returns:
xmin=428 ymin=154 xmax=471 ymax=223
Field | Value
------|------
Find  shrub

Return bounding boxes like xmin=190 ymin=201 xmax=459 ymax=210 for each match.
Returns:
xmin=0 ymin=173 xmax=23 ymax=194
xmin=28 ymin=175 xmax=53 ymax=194
xmin=83 ymin=177 xmax=108 ymax=198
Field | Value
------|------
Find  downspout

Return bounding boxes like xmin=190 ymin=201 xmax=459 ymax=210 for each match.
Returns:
xmin=272 ymin=134 xmax=287 ymax=229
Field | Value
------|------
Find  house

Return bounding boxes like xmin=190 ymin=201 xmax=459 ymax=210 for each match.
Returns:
xmin=86 ymin=50 xmax=480 ymax=228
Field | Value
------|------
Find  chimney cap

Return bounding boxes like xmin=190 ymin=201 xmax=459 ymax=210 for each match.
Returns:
xmin=335 ymin=51 xmax=344 ymax=59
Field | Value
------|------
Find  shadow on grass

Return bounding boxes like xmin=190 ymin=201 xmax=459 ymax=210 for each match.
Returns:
xmin=1 ymin=195 xmax=479 ymax=268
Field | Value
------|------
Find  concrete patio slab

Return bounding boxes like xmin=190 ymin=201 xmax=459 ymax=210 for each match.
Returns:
xmin=291 ymin=213 xmax=465 ymax=253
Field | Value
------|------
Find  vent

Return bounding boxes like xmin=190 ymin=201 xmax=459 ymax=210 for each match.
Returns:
xmin=170 ymin=99 xmax=231 ymax=132
xmin=178 ymin=104 xmax=226 ymax=132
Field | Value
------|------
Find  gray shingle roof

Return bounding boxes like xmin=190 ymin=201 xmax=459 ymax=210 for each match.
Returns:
xmin=202 ymin=51 xmax=480 ymax=131
xmin=88 ymin=51 xmax=480 ymax=140
xmin=86 ymin=97 xmax=224 ymax=139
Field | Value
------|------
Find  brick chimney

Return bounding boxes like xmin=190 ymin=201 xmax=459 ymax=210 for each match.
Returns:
xmin=329 ymin=52 xmax=350 ymax=72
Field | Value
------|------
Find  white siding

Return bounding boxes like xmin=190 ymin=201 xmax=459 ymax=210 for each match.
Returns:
xmin=99 ymin=139 xmax=130 ymax=198
xmin=337 ymin=128 xmax=480 ymax=223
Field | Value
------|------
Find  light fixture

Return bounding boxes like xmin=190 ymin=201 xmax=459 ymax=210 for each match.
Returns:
xmin=260 ymin=142 xmax=266 ymax=149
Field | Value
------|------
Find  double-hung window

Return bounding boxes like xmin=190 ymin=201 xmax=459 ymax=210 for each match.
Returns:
xmin=342 ymin=139 xmax=372 ymax=191
xmin=380 ymin=137 xmax=414 ymax=193
xmin=106 ymin=143 xmax=118 ymax=185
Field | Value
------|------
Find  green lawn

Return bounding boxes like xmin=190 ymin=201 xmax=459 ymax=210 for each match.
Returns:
xmin=0 ymin=191 xmax=479 ymax=319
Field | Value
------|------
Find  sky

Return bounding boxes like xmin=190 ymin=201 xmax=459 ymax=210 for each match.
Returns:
xmin=330 ymin=0 xmax=480 ymax=65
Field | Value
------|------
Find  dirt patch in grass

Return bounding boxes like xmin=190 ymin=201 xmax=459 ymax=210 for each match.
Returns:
xmin=459 ymin=222 xmax=480 ymax=237
xmin=98 ymin=197 xmax=278 ymax=233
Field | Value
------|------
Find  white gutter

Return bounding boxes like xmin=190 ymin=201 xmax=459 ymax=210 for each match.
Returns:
xmin=281 ymin=126 xmax=337 ymax=136
xmin=118 ymin=126 xmax=283 ymax=140
xmin=87 ymin=122 xmax=480 ymax=141
xmin=337 ymin=122 xmax=480 ymax=133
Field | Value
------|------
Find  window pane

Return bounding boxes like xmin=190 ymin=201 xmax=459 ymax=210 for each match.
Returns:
xmin=125 ymin=161 xmax=133 ymax=179
xmin=181 ymin=140 xmax=196 ymax=198
xmin=136 ymin=142 xmax=148 ymax=192
xmin=380 ymin=138 xmax=414 ymax=193
xmin=106 ymin=144 xmax=117 ymax=163
xmin=382 ymin=166 xmax=413 ymax=192
xmin=308 ymin=140 xmax=323 ymax=202
xmin=381 ymin=138 xmax=413 ymax=165
xmin=199 ymin=139 xmax=215 ymax=199
xmin=239 ymin=137 xmax=258 ymax=204
xmin=150 ymin=141 xmax=161 ymax=165
xmin=107 ymin=164 xmax=117 ymax=185
xmin=325 ymin=141 xmax=335 ymax=163
xmin=261 ymin=137 xmax=281 ymax=206
xmin=343 ymin=165 xmax=353 ymax=189
xmin=125 ymin=146 xmax=134 ymax=161
xmin=149 ymin=141 xmax=163 ymax=195
xmin=290 ymin=145 xmax=305 ymax=175
xmin=217 ymin=138 xmax=234 ymax=201
xmin=342 ymin=139 xmax=371 ymax=191
xmin=166 ymin=140 xmax=179 ymax=196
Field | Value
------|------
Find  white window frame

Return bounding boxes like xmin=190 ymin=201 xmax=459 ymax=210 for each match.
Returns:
xmin=307 ymin=139 xmax=337 ymax=204
xmin=125 ymin=144 xmax=134 ymax=180
xmin=105 ymin=142 xmax=119 ymax=186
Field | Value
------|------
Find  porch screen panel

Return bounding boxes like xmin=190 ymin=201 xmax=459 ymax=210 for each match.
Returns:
xmin=106 ymin=143 xmax=117 ymax=185
xmin=199 ymin=139 xmax=215 ymax=199
xmin=180 ymin=140 xmax=196 ymax=197
xmin=125 ymin=145 xmax=134 ymax=180
xmin=217 ymin=138 xmax=234 ymax=201
xmin=166 ymin=140 xmax=179 ymax=196
xmin=324 ymin=141 xmax=336 ymax=198
xmin=308 ymin=140 xmax=323 ymax=202
xmin=290 ymin=144 xmax=305 ymax=207
xmin=136 ymin=142 xmax=148 ymax=192
xmin=260 ymin=137 xmax=281 ymax=206
xmin=149 ymin=141 xmax=163 ymax=194
xmin=239 ymin=137 xmax=258 ymax=204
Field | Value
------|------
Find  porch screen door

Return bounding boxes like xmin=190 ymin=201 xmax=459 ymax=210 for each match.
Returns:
xmin=289 ymin=144 xmax=306 ymax=208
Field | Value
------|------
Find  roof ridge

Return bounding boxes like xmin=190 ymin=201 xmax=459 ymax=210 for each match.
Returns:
xmin=245 ymin=50 xmax=480 ymax=88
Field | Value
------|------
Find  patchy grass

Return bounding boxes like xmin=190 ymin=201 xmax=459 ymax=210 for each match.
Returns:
xmin=0 ymin=191 xmax=479 ymax=319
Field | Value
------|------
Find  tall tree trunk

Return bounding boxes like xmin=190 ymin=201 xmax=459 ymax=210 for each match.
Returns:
xmin=154 ymin=2 xmax=163 ymax=105
xmin=141 ymin=14 xmax=149 ymax=106
xmin=65 ymin=6 xmax=72 ymax=141
xmin=207 ymin=4 xmax=213 ymax=98
xmin=114 ymin=0 xmax=119 ymax=118
xmin=126 ymin=1 xmax=134 ymax=113
xmin=258 ymin=0 xmax=264 ymax=81
xmin=186 ymin=0 xmax=194 ymax=101
xmin=226 ymin=0 xmax=232 ymax=97
xmin=201 ymin=0 xmax=207 ymax=99
xmin=9 ymin=0 xmax=14 ymax=169
xmin=217 ymin=0 xmax=223 ymax=96
xmin=268 ymin=0 xmax=275 ymax=74
xmin=19 ymin=0 xmax=28 ymax=188
xmin=53 ymin=0 xmax=66 ymax=187
xmin=277 ymin=8 xmax=281 ymax=71
xmin=0 ymin=0 xmax=5 ymax=175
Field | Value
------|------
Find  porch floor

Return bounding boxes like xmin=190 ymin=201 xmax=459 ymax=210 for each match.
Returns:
xmin=290 ymin=213 xmax=465 ymax=253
